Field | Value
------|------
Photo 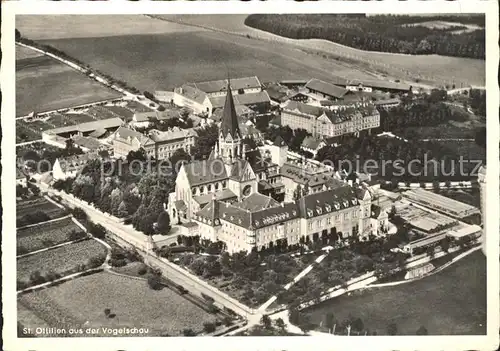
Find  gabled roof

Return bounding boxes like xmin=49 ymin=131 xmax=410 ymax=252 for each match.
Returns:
xmin=193 ymin=189 xmax=237 ymax=207
xmin=230 ymin=159 xmax=253 ymax=181
xmin=196 ymin=199 xmax=220 ymax=223
xmin=233 ymin=193 xmax=279 ymax=212
xmin=220 ymin=84 xmax=242 ymax=139
xmin=113 ymin=127 xmax=153 ymax=145
xmin=174 ymin=85 xmax=208 ymax=105
xmin=183 ymin=158 xmax=228 ymax=186
xmin=298 ymin=186 xmax=358 ymax=219
xmin=209 ymin=91 xmax=271 ymax=109
xmin=302 ymin=136 xmax=322 ymax=150
xmin=273 ymin=135 xmax=287 ymax=147
xmin=148 ymin=127 xmax=197 ymax=142
xmin=45 ymin=117 xmax=124 ymax=136
xmin=306 ymin=79 xmax=348 ymax=99
xmin=189 ymin=76 xmax=261 ymax=94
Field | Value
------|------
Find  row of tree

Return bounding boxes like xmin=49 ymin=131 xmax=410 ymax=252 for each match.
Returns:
xmin=245 ymin=14 xmax=485 ymax=59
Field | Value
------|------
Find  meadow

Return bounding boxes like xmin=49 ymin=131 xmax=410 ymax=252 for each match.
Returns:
xmin=17 ymin=271 xmax=217 ymax=336
xmin=39 ymin=31 xmax=379 ymax=93
xmin=303 ymin=250 xmax=486 ymax=335
xmin=16 ymin=53 xmax=121 ymax=117
xmin=154 ymin=15 xmax=485 ymax=87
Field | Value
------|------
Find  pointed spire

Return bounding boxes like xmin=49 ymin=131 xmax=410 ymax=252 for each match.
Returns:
xmin=220 ymin=82 xmax=241 ymax=139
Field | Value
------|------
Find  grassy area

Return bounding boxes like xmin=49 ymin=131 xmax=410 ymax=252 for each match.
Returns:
xmin=17 ymin=271 xmax=217 ymax=336
xmin=17 ymin=239 xmax=108 ymax=283
xmin=17 ymin=197 xmax=65 ymax=221
xmin=155 ymin=15 xmax=485 ymax=87
xmin=16 ymin=54 xmax=121 ymax=116
xmin=38 ymin=30 xmax=380 ymax=92
xmin=16 ymin=45 xmax=43 ymax=60
xmin=302 ymin=250 xmax=486 ymax=335
xmin=16 ymin=15 xmax=201 ymax=40
xmin=17 ymin=217 xmax=83 ymax=254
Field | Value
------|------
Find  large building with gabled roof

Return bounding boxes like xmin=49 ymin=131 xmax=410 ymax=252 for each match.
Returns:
xmin=168 ymin=81 xmax=384 ymax=253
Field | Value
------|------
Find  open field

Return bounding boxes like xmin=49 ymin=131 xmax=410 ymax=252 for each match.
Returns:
xmin=16 ymin=53 xmax=121 ymax=117
xmin=17 ymin=217 xmax=83 ymax=254
xmin=16 ymin=45 xmax=44 ymax=60
xmin=155 ymin=15 xmax=485 ymax=87
xmin=303 ymin=250 xmax=486 ymax=335
xmin=39 ymin=31 xmax=381 ymax=92
xmin=16 ymin=15 xmax=202 ymax=40
xmin=17 ymin=239 xmax=107 ymax=283
xmin=17 ymin=197 xmax=65 ymax=221
xmin=18 ymin=271 xmax=217 ymax=336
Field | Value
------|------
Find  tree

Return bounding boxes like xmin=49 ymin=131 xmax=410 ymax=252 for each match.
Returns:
xmin=325 ymin=312 xmax=335 ymax=333
xmin=15 ymin=29 xmax=21 ymax=41
xmin=191 ymin=124 xmax=219 ymax=160
xmin=127 ymin=148 xmax=147 ymax=164
xmin=352 ymin=317 xmax=364 ymax=332
xmin=182 ymin=328 xmax=196 ymax=336
xmin=169 ymin=148 xmax=191 ymax=174
xmin=416 ymin=325 xmax=428 ymax=335
xmin=110 ymin=188 xmax=123 ymax=215
xmin=387 ymin=323 xmax=398 ymax=335
xmin=275 ymin=318 xmax=286 ymax=334
xmin=88 ymin=223 xmax=106 ymax=239
xmin=292 ymin=185 xmax=302 ymax=201
xmin=203 ymin=322 xmax=216 ymax=334
xmin=157 ymin=212 xmax=171 ymax=234
xmin=440 ymin=236 xmax=451 ymax=253
xmin=260 ymin=315 xmax=272 ymax=330
xmin=104 ymin=308 xmax=111 ymax=318
xmin=147 ymin=275 xmax=163 ymax=290
xmin=426 ymin=246 xmax=435 ymax=258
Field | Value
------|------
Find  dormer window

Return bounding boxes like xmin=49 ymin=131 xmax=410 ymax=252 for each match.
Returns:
xmin=325 ymin=204 xmax=331 ymax=212
xmin=334 ymin=202 xmax=340 ymax=210
xmin=316 ymin=207 xmax=322 ymax=215
xmin=222 ymin=213 xmax=227 ymax=218
xmin=343 ymin=200 xmax=349 ymax=207
xmin=307 ymin=209 xmax=313 ymax=218
xmin=351 ymin=199 xmax=357 ymax=205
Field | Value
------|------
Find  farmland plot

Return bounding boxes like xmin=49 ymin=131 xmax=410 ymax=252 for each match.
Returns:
xmin=17 ymin=197 xmax=66 ymax=223
xmin=18 ymin=271 xmax=217 ymax=336
xmin=16 ymin=54 xmax=121 ymax=117
xmin=17 ymin=217 xmax=84 ymax=254
xmin=17 ymin=239 xmax=108 ymax=283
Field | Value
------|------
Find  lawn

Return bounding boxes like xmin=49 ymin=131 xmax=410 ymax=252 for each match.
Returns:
xmin=302 ymin=250 xmax=486 ymax=335
xmin=16 ymin=54 xmax=121 ymax=116
xmin=17 ymin=271 xmax=217 ymax=336
xmin=17 ymin=239 xmax=108 ymax=283
xmin=17 ymin=217 xmax=84 ymax=254
xmin=154 ymin=15 xmax=485 ymax=87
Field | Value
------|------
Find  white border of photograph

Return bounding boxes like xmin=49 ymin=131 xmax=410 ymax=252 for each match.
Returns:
xmin=2 ymin=1 xmax=499 ymax=350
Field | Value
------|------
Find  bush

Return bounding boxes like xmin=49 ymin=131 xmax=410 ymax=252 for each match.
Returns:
xmin=147 ymin=275 xmax=163 ymax=290
xmin=203 ymin=322 xmax=216 ymax=334
xmin=17 ymin=211 xmax=50 ymax=227
xmin=88 ymin=254 xmax=106 ymax=269
xmin=29 ymin=271 xmax=46 ymax=285
xmin=109 ymin=258 xmax=127 ymax=267
xmin=201 ymin=293 xmax=215 ymax=303
xmin=137 ymin=264 xmax=148 ymax=275
xmin=67 ymin=230 xmax=86 ymax=242
xmin=88 ymin=222 xmax=106 ymax=239
xmin=71 ymin=208 xmax=88 ymax=221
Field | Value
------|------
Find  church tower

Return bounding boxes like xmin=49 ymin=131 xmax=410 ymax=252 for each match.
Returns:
xmin=214 ymin=82 xmax=244 ymax=173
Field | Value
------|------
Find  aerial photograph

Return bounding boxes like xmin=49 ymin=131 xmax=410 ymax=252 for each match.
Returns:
xmin=15 ymin=14 xmax=487 ymax=337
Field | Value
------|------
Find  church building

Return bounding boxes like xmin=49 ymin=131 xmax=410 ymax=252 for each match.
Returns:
xmin=167 ymin=82 xmax=382 ymax=253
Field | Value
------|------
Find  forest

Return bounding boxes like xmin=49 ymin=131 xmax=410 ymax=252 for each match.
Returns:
xmin=244 ymin=14 xmax=485 ymax=59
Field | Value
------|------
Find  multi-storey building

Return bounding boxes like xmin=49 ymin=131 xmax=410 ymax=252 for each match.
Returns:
xmin=281 ymin=100 xmax=380 ymax=138
xmin=111 ymin=126 xmax=197 ymax=160
xmin=169 ymin=82 xmax=382 ymax=253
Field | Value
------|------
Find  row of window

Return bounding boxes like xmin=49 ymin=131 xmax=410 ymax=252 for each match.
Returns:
xmin=192 ymin=181 xmax=229 ymax=195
